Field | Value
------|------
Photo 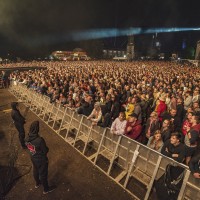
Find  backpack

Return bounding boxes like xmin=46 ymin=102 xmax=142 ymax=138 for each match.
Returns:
xmin=155 ymin=164 xmax=184 ymax=200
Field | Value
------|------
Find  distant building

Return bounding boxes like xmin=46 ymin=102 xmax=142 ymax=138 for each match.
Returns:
xmin=51 ymin=50 xmax=90 ymax=61
xmin=126 ymin=35 xmax=135 ymax=61
xmin=102 ymin=49 xmax=126 ymax=59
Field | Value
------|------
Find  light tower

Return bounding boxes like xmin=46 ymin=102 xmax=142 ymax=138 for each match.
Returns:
xmin=195 ymin=40 xmax=200 ymax=67
xmin=126 ymin=35 xmax=135 ymax=61
xmin=195 ymin=40 xmax=200 ymax=60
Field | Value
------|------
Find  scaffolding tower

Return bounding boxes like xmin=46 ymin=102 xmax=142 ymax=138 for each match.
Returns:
xmin=126 ymin=35 xmax=135 ymax=61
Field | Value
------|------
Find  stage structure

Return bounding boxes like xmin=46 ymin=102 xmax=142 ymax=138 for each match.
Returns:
xmin=195 ymin=40 xmax=200 ymax=67
xmin=51 ymin=51 xmax=90 ymax=61
xmin=195 ymin=40 xmax=200 ymax=60
xmin=126 ymin=35 xmax=135 ymax=61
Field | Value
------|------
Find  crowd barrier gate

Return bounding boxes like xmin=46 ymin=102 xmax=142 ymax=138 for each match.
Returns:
xmin=8 ymin=82 xmax=200 ymax=200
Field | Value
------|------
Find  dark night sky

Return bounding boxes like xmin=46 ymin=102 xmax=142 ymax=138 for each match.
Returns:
xmin=0 ymin=0 xmax=200 ymax=58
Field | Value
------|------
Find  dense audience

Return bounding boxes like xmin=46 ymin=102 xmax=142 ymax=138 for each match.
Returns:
xmin=8 ymin=60 xmax=200 ymax=176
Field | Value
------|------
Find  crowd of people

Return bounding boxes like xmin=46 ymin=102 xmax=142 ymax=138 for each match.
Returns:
xmin=8 ymin=60 xmax=200 ymax=178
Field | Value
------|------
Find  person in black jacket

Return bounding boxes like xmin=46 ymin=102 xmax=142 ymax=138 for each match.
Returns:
xmin=189 ymin=153 xmax=200 ymax=179
xmin=161 ymin=108 xmax=182 ymax=132
xmin=161 ymin=132 xmax=186 ymax=163
xmin=26 ymin=121 xmax=55 ymax=194
xmin=161 ymin=119 xmax=172 ymax=142
xmin=99 ymin=94 xmax=121 ymax=128
xmin=11 ymin=102 xmax=26 ymax=149
xmin=176 ymin=97 xmax=185 ymax=123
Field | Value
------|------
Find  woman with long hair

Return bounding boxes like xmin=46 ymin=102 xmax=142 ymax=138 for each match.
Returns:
xmin=144 ymin=111 xmax=160 ymax=144
xmin=147 ymin=130 xmax=164 ymax=152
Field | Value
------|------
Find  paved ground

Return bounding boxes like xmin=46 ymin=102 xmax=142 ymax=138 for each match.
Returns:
xmin=0 ymin=88 xmax=136 ymax=200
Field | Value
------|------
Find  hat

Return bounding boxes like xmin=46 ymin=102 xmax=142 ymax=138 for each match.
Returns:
xmin=159 ymin=93 xmax=166 ymax=102
xmin=129 ymin=113 xmax=138 ymax=118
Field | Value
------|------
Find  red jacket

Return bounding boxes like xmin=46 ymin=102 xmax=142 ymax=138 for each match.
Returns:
xmin=156 ymin=100 xmax=167 ymax=121
xmin=182 ymin=120 xmax=192 ymax=136
xmin=125 ymin=120 xmax=142 ymax=142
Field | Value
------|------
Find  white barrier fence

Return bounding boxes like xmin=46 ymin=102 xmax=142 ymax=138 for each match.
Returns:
xmin=9 ymin=83 xmax=200 ymax=200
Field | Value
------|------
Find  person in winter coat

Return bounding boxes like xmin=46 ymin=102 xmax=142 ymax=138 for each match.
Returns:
xmin=11 ymin=102 xmax=26 ymax=149
xmin=25 ymin=121 xmax=55 ymax=194
xmin=161 ymin=108 xmax=182 ymax=133
xmin=160 ymin=119 xmax=171 ymax=142
xmin=161 ymin=132 xmax=186 ymax=163
xmin=155 ymin=94 xmax=167 ymax=121
xmin=189 ymin=153 xmax=200 ymax=179
xmin=124 ymin=113 xmax=142 ymax=142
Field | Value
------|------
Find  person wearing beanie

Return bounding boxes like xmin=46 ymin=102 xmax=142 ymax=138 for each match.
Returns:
xmin=26 ymin=121 xmax=55 ymax=194
xmin=124 ymin=113 xmax=142 ymax=142
xmin=11 ymin=102 xmax=26 ymax=149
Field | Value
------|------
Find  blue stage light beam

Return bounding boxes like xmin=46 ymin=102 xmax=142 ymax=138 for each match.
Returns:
xmin=70 ymin=27 xmax=200 ymax=41
xmin=22 ymin=27 xmax=200 ymax=47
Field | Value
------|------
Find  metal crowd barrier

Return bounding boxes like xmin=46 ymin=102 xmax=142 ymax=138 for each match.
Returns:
xmin=8 ymin=82 xmax=200 ymax=200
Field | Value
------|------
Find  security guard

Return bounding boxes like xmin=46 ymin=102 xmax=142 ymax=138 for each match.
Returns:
xmin=11 ymin=102 xmax=26 ymax=149
xmin=26 ymin=121 xmax=55 ymax=194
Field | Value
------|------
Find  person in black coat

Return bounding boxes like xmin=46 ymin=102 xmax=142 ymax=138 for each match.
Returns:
xmin=161 ymin=132 xmax=186 ymax=163
xmin=100 ymin=94 xmax=121 ymax=127
xmin=26 ymin=121 xmax=55 ymax=194
xmin=176 ymin=97 xmax=185 ymax=123
xmin=189 ymin=153 xmax=200 ymax=179
xmin=160 ymin=119 xmax=172 ymax=142
xmin=161 ymin=109 xmax=182 ymax=132
xmin=11 ymin=102 xmax=26 ymax=148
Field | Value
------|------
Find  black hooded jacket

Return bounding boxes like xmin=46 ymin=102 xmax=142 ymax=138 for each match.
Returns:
xmin=11 ymin=102 xmax=25 ymax=125
xmin=26 ymin=121 xmax=49 ymax=160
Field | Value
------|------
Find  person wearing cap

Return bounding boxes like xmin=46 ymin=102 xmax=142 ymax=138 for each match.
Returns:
xmin=155 ymin=93 xmax=167 ymax=121
xmin=124 ymin=113 xmax=142 ymax=142
xmin=144 ymin=111 xmax=160 ymax=143
xmin=11 ymin=102 xmax=26 ymax=149
xmin=25 ymin=121 xmax=55 ymax=194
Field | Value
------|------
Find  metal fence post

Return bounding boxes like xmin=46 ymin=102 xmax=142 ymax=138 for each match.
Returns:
xmin=177 ymin=169 xmax=191 ymax=200
xmin=124 ymin=144 xmax=140 ymax=188
xmin=144 ymin=155 xmax=162 ymax=200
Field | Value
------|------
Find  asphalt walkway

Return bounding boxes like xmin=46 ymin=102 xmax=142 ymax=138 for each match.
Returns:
xmin=0 ymin=88 xmax=135 ymax=200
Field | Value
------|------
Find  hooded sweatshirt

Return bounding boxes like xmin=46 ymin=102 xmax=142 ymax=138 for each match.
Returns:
xmin=11 ymin=102 xmax=25 ymax=125
xmin=26 ymin=121 xmax=49 ymax=160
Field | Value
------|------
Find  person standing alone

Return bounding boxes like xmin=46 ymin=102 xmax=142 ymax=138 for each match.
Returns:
xmin=11 ymin=102 xmax=26 ymax=149
xmin=26 ymin=121 xmax=55 ymax=194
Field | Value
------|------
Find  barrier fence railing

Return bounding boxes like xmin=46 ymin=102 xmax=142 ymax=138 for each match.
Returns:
xmin=8 ymin=82 xmax=200 ymax=200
